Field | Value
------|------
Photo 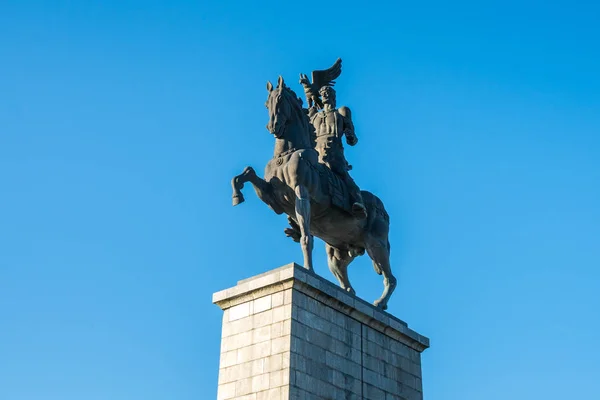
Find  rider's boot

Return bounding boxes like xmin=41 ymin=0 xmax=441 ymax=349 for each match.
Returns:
xmin=349 ymin=183 xmax=367 ymax=219
xmin=352 ymin=202 xmax=367 ymax=219
xmin=341 ymin=170 xmax=367 ymax=219
xmin=352 ymin=196 xmax=367 ymax=219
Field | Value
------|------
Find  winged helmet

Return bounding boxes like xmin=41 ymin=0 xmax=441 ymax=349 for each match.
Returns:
xmin=299 ymin=58 xmax=342 ymax=109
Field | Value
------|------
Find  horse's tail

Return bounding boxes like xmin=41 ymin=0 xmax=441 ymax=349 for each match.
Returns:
xmin=362 ymin=190 xmax=391 ymax=277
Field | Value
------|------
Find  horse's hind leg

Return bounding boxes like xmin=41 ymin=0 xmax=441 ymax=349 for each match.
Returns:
xmin=366 ymin=236 xmax=397 ymax=310
xmin=294 ymin=185 xmax=314 ymax=271
xmin=325 ymin=243 xmax=356 ymax=294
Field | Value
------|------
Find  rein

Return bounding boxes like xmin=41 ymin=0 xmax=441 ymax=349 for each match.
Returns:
xmin=273 ymin=147 xmax=298 ymax=160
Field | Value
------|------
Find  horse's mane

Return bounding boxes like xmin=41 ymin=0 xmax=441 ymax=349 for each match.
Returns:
xmin=281 ymin=85 xmax=315 ymax=144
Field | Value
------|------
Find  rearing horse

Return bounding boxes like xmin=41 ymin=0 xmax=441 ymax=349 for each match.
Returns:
xmin=231 ymin=76 xmax=397 ymax=310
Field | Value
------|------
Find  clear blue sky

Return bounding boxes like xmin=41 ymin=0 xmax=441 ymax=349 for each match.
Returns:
xmin=1 ymin=1 xmax=599 ymax=399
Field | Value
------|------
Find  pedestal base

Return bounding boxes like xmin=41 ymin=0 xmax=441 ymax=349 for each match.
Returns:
xmin=213 ymin=263 xmax=429 ymax=400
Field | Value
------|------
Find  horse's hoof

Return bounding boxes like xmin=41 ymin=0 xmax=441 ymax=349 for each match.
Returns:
xmin=232 ymin=194 xmax=245 ymax=206
xmin=374 ymin=300 xmax=388 ymax=311
xmin=346 ymin=287 xmax=356 ymax=296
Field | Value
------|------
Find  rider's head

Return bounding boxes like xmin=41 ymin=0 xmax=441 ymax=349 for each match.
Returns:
xmin=319 ymin=86 xmax=336 ymax=107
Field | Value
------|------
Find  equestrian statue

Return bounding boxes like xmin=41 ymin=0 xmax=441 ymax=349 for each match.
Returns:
xmin=231 ymin=59 xmax=397 ymax=310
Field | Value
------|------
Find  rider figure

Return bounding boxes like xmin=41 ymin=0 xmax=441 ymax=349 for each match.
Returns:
xmin=305 ymin=85 xmax=367 ymax=219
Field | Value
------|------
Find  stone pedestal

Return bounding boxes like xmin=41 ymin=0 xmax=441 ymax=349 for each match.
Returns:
xmin=213 ymin=263 xmax=430 ymax=400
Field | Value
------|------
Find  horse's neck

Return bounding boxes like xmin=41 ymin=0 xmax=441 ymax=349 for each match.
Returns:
xmin=273 ymin=124 xmax=312 ymax=157
xmin=273 ymin=139 xmax=297 ymax=157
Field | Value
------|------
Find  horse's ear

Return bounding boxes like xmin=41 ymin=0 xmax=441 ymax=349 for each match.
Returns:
xmin=266 ymin=81 xmax=273 ymax=92
xmin=278 ymin=75 xmax=284 ymax=87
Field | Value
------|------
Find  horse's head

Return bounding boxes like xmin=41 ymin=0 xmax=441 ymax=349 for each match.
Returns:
xmin=265 ymin=76 xmax=304 ymax=139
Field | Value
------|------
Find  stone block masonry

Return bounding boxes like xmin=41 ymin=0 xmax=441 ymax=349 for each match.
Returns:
xmin=213 ymin=263 xmax=430 ymax=400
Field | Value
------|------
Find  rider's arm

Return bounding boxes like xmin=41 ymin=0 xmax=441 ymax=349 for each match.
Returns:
xmin=338 ymin=106 xmax=357 ymax=146
xmin=306 ymin=105 xmax=318 ymax=119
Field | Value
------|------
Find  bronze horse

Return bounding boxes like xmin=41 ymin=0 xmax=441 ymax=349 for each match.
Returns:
xmin=231 ymin=76 xmax=397 ymax=310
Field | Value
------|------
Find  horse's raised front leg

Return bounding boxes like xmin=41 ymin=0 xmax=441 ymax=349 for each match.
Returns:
xmin=294 ymin=185 xmax=313 ymax=271
xmin=231 ymin=167 xmax=284 ymax=214
xmin=231 ymin=167 xmax=254 ymax=206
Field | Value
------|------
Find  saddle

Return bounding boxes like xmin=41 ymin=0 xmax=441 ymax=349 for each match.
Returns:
xmin=317 ymin=164 xmax=353 ymax=214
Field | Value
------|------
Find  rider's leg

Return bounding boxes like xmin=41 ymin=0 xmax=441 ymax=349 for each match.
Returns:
xmin=345 ymin=173 xmax=367 ymax=219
